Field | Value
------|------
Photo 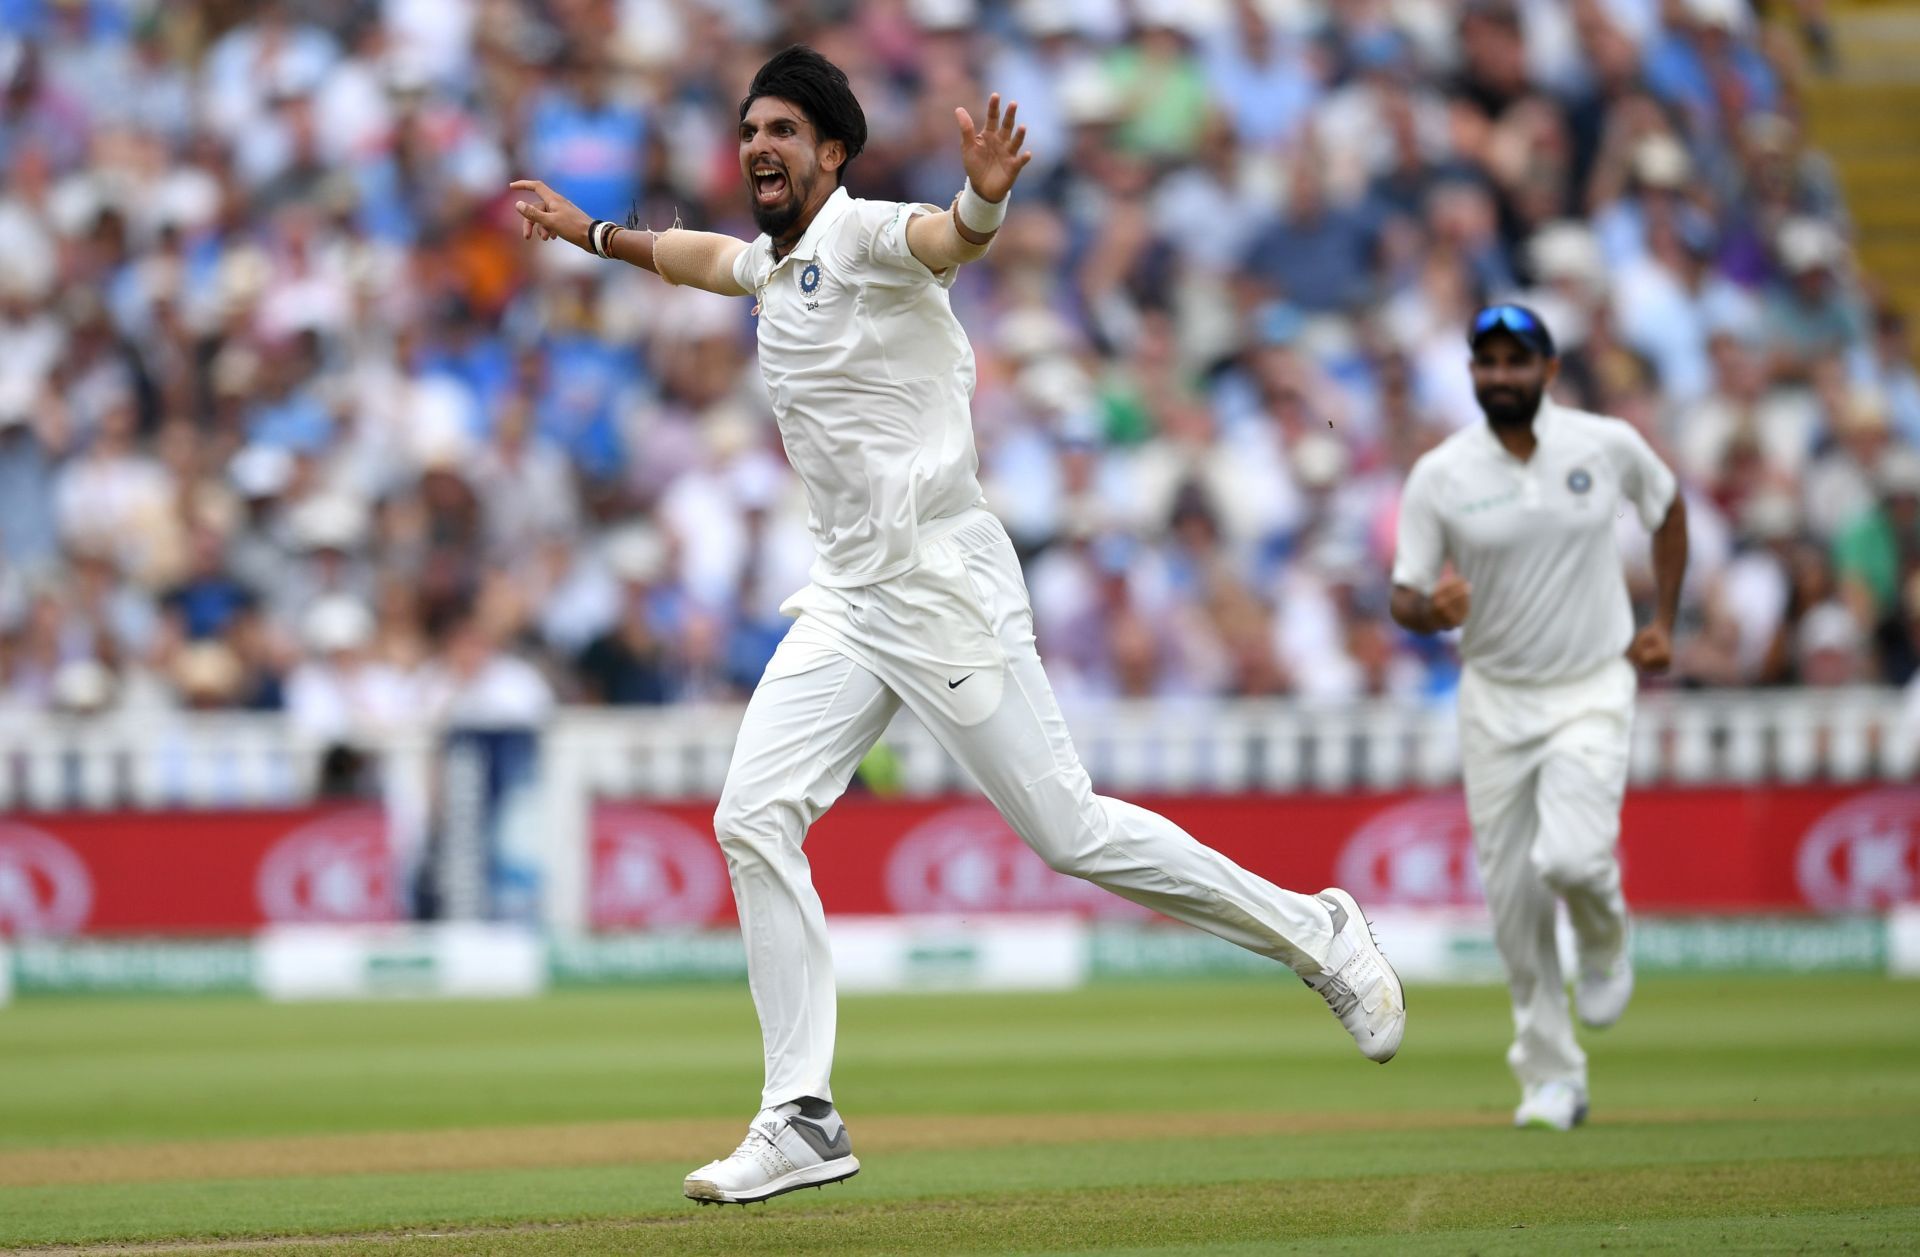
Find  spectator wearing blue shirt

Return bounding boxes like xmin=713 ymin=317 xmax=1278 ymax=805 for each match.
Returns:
xmin=1202 ymin=0 xmax=1321 ymax=150
xmin=0 ymin=398 xmax=56 ymax=571
xmin=247 ymin=332 xmax=335 ymax=454
xmin=1643 ymin=0 xmax=1779 ymax=143
xmin=521 ymin=52 xmax=647 ymax=224
xmin=162 ymin=526 xmax=257 ymax=642
xmin=1241 ymin=154 xmax=1379 ymax=313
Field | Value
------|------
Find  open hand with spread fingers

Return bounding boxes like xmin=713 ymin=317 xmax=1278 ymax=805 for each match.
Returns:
xmin=510 ymin=179 xmax=593 ymax=251
xmin=953 ymin=94 xmax=1033 ymax=205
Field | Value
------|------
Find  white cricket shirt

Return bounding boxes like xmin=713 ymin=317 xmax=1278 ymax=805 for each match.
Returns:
xmin=733 ymin=186 xmax=985 ymax=588
xmin=1392 ymin=400 xmax=1677 ymax=684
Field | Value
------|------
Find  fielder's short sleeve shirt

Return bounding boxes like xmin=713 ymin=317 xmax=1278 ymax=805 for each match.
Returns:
xmin=734 ymin=187 xmax=985 ymax=588
xmin=1392 ymin=401 xmax=1678 ymax=684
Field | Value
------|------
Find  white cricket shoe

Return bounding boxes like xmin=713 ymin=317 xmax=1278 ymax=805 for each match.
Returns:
xmin=1575 ymin=931 xmax=1634 ymax=1029
xmin=1514 ymin=1080 xmax=1589 ymax=1131
xmin=683 ymin=1100 xmax=860 ymax=1205
xmin=1303 ymin=888 xmax=1406 ymax=1063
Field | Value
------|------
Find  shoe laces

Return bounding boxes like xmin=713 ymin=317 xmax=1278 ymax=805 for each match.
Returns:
xmin=1309 ymin=939 xmax=1383 ymax=1019
xmin=725 ymin=1123 xmax=777 ymax=1166
xmin=1314 ymin=974 xmax=1360 ymax=1018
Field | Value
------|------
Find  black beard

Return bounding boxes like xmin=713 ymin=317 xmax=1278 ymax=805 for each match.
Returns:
xmin=751 ymin=178 xmax=805 ymax=239
xmin=1476 ymin=384 xmax=1544 ymax=429
xmin=752 ymin=196 xmax=801 ymax=238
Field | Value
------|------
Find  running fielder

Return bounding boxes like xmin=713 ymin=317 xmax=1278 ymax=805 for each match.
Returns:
xmin=513 ymin=46 xmax=1405 ymax=1203
xmin=1390 ymin=304 xmax=1688 ymax=1131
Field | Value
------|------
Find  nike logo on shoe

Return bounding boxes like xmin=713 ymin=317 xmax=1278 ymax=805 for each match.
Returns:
xmin=947 ymin=674 xmax=973 ymax=689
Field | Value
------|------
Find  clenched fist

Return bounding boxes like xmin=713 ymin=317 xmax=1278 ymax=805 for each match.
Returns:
xmin=1430 ymin=573 xmax=1471 ymax=630
xmin=1627 ymin=623 xmax=1672 ymax=673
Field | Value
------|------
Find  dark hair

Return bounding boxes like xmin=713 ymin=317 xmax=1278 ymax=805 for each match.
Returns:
xmin=739 ymin=45 xmax=867 ymax=182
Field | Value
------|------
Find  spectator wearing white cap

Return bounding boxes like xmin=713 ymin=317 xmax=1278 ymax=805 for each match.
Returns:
xmin=1797 ymin=600 xmax=1866 ymax=687
xmin=51 ymin=391 xmax=176 ymax=583
xmin=1592 ymin=132 xmax=1693 ymax=272
xmin=0 ymin=0 xmax=1890 ymax=720
xmin=271 ymin=491 xmax=378 ymax=632
xmin=285 ymin=594 xmax=418 ymax=745
xmin=1765 ymin=218 xmax=1866 ymax=381
xmin=417 ymin=612 xmax=554 ymax=731
xmin=1803 ymin=381 xmax=1893 ymax=544
xmin=1706 ymin=491 xmax=1802 ymax=682
xmin=577 ymin=523 xmax=676 ymax=705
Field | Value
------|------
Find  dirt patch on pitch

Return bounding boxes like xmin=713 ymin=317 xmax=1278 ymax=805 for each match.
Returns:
xmin=0 ymin=1106 xmax=1794 ymax=1190
xmin=0 ymin=1110 xmax=1489 ymax=1189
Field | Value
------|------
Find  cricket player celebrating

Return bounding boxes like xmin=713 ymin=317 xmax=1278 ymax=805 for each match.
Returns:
xmin=513 ymin=46 xmax=1406 ymax=1202
xmin=1390 ymin=305 xmax=1688 ymax=1131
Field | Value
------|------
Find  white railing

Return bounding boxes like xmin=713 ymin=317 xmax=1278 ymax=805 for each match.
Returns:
xmin=1 ymin=689 xmax=1914 ymax=816
xmin=0 ymin=713 xmax=326 ymax=811
xmin=542 ymin=686 xmax=1920 ymax=800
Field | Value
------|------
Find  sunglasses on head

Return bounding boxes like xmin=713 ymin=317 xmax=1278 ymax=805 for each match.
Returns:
xmin=1471 ymin=305 xmax=1545 ymax=339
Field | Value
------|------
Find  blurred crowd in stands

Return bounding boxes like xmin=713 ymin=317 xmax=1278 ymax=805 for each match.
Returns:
xmin=0 ymin=0 xmax=1916 ymax=746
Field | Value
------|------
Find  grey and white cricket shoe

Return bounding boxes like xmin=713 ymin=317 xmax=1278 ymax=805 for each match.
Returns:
xmin=684 ymin=1100 xmax=859 ymax=1204
xmin=1575 ymin=928 xmax=1634 ymax=1029
xmin=1303 ymin=888 xmax=1407 ymax=1063
xmin=1514 ymin=1080 xmax=1589 ymax=1131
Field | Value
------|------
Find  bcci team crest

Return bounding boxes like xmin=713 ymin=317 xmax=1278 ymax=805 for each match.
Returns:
xmin=1567 ymin=468 xmax=1592 ymax=495
xmin=799 ymin=263 xmax=822 ymax=295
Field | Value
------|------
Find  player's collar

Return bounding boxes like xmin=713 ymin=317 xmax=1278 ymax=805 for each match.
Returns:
xmin=1532 ymin=398 xmax=1561 ymax=442
xmin=767 ymin=186 xmax=851 ymax=268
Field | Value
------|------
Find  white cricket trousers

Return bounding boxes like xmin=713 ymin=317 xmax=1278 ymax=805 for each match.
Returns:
xmin=1458 ymin=658 xmax=1635 ymax=1094
xmin=714 ymin=510 xmax=1340 ymax=1108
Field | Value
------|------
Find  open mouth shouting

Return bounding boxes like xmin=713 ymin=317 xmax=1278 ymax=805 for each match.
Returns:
xmin=752 ymin=163 xmax=790 ymax=206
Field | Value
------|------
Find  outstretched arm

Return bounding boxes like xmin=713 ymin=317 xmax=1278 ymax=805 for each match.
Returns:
xmin=905 ymin=93 xmax=1033 ymax=273
xmin=510 ymin=179 xmax=749 ymax=297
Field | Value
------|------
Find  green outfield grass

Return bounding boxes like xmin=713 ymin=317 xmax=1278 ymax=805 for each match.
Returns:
xmin=2 ymin=974 xmax=1917 ymax=1254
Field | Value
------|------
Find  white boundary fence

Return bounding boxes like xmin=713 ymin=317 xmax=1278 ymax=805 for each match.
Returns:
xmin=2 ymin=688 xmax=1915 ymax=930
xmin=538 ymin=685 xmax=1920 ymax=799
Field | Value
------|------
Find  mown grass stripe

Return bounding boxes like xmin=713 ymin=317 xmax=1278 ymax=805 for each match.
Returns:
xmin=6 ymin=1155 xmax=1914 ymax=1256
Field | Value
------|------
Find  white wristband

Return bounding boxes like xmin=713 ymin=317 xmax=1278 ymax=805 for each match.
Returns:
xmin=956 ymin=180 xmax=1008 ymax=235
xmin=590 ymin=219 xmax=621 ymax=258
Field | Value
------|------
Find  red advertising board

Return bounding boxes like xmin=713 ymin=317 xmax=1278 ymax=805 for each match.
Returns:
xmin=0 ymin=808 xmax=396 ymax=937
xmin=590 ymin=785 xmax=1920 ymax=930
xmin=7 ymin=785 xmax=1915 ymax=937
